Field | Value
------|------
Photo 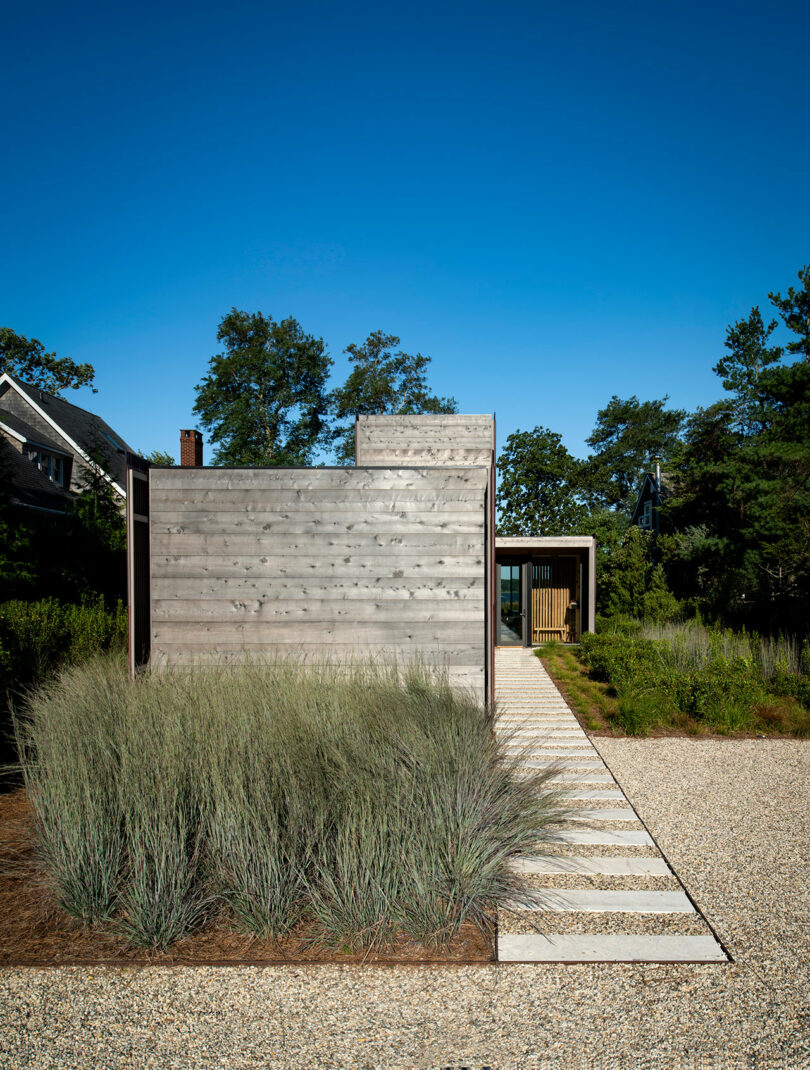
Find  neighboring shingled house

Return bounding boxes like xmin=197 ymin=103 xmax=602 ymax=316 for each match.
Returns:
xmin=0 ymin=372 xmax=135 ymax=513
xmin=630 ymin=462 xmax=675 ymax=533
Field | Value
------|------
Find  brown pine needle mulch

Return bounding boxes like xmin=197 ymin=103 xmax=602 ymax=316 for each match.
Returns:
xmin=0 ymin=790 xmax=493 ymax=967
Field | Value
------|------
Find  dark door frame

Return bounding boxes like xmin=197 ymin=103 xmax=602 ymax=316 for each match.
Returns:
xmin=496 ymin=557 xmax=532 ymax=647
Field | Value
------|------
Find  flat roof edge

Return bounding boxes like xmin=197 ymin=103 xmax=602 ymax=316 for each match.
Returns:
xmin=496 ymin=536 xmax=596 ymax=548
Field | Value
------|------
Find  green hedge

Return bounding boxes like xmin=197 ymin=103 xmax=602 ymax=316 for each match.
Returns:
xmin=579 ymin=630 xmax=807 ymax=736
xmin=0 ymin=598 xmax=128 ymax=757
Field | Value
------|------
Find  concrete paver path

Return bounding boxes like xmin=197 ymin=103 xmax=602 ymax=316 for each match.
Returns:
xmin=495 ymin=647 xmax=729 ymax=964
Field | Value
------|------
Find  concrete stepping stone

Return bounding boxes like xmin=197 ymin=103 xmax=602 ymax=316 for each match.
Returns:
xmin=562 ymin=791 xmax=625 ymax=800
xmin=545 ymin=772 xmax=615 ymax=782
xmin=508 ymin=889 xmax=694 ymax=913
xmin=498 ymin=934 xmax=728 ymax=963
xmin=505 ymin=728 xmax=584 ymax=735
xmin=566 ymin=807 xmax=638 ymax=822
xmin=509 ymin=855 xmax=672 ymax=876
xmin=546 ymin=828 xmax=654 ymax=846
xmin=521 ymin=759 xmax=605 ymax=768
xmin=503 ymin=747 xmax=598 ymax=757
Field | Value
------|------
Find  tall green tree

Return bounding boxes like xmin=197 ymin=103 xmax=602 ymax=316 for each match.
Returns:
xmin=0 ymin=327 xmax=95 ymax=393
xmin=582 ymin=395 xmax=686 ymax=513
xmin=667 ymin=267 xmax=810 ymax=629
xmin=769 ymin=263 xmax=810 ymax=364
xmin=496 ymin=427 xmax=588 ymax=536
xmin=193 ymin=310 xmax=332 ymax=466
xmin=713 ymin=307 xmax=782 ymax=435
xmin=330 ymin=331 xmax=457 ymax=464
xmin=599 ymin=527 xmax=680 ymax=621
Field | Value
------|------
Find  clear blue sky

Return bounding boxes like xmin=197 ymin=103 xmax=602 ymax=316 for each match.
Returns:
xmin=2 ymin=0 xmax=808 ymax=462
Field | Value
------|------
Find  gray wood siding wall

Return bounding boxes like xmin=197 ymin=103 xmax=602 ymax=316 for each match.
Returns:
xmin=149 ymin=466 xmax=488 ymax=701
xmin=355 ymin=414 xmax=495 ymax=467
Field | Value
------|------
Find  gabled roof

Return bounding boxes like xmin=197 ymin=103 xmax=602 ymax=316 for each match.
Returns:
xmin=0 ymin=373 xmax=135 ymax=495
xmin=630 ymin=471 xmax=675 ymax=526
xmin=0 ymin=407 xmax=71 ymax=454
xmin=0 ymin=437 xmax=76 ymax=513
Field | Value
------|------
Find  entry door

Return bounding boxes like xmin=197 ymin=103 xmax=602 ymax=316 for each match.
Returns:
xmin=498 ymin=563 xmax=526 ymax=645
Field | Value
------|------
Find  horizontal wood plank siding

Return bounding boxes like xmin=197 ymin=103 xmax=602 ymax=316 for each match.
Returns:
xmin=149 ymin=466 xmax=488 ymax=702
xmin=355 ymin=415 xmax=494 ymax=468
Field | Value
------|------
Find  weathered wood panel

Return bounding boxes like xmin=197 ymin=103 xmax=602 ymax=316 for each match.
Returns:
xmin=152 ymin=599 xmax=484 ymax=622
xmin=149 ymin=465 xmax=487 ymax=702
xmin=149 ymin=532 xmax=484 ymax=556
xmin=150 ymin=512 xmax=485 ymax=536
xmin=355 ymin=415 xmax=494 ymax=467
xmin=153 ymin=467 xmax=487 ymax=490
xmin=151 ymin=578 xmax=483 ymax=599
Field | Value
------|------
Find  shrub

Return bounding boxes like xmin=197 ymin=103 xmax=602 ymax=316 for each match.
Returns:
xmin=610 ymin=687 xmax=676 ymax=737
xmin=0 ymin=597 xmax=127 ymax=699
xmin=14 ymin=655 xmax=564 ymax=950
xmin=579 ymin=632 xmax=662 ymax=688
xmin=686 ymin=656 xmax=767 ymax=727
xmin=579 ymin=619 xmax=808 ymax=734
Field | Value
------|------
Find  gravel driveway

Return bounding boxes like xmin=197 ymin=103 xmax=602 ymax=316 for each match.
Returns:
xmin=1 ymin=738 xmax=808 ymax=1069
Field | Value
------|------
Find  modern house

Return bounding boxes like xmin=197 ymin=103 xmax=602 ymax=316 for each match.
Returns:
xmin=0 ymin=372 xmax=134 ymax=513
xmin=127 ymin=414 xmax=596 ymax=704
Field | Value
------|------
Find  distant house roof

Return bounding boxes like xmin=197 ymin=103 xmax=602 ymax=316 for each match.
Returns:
xmin=630 ymin=471 xmax=675 ymax=528
xmin=0 ymin=407 xmax=71 ymax=454
xmin=0 ymin=437 xmax=76 ymax=513
xmin=0 ymin=373 xmax=136 ymax=495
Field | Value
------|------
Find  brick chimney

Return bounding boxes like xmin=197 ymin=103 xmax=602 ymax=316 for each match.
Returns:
xmin=180 ymin=429 xmax=203 ymax=467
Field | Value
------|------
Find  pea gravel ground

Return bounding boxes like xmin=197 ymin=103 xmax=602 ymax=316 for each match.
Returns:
xmin=1 ymin=738 xmax=808 ymax=1070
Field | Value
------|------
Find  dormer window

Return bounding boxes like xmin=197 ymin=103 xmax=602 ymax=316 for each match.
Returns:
xmin=27 ymin=447 xmax=70 ymax=487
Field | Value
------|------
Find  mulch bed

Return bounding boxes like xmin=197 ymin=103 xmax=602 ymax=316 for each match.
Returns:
xmin=0 ymin=789 xmax=494 ymax=967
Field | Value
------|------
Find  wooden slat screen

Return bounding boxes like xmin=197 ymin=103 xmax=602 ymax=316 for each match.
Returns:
xmin=532 ymin=557 xmax=578 ymax=643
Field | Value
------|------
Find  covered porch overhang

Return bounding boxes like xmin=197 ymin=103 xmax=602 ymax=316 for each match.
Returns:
xmin=495 ymin=536 xmax=596 ymax=647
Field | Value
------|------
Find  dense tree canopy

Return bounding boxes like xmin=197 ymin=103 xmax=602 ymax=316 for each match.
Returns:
xmin=193 ymin=310 xmax=332 ymax=466
xmin=582 ymin=395 xmax=686 ymax=512
xmin=330 ymin=331 xmax=457 ymax=464
xmin=665 ymin=266 xmax=810 ymax=629
xmin=496 ymin=427 xmax=587 ymax=536
xmin=0 ymin=328 xmax=95 ymax=393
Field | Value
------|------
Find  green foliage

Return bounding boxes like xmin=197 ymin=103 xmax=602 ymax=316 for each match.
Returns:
xmin=0 ymin=327 xmax=96 ymax=393
xmin=14 ymin=657 xmax=565 ymax=950
xmin=598 ymin=527 xmax=681 ymax=621
xmin=714 ymin=307 xmax=782 ymax=435
xmin=496 ymin=426 xmax=588 ymax=536
xmin=663 ymin=265 xmax=810 ymax=629
xmin=578 ymin=622 xmax=809 ymax=736
xmin=331 ymin=331 xmax=458 ymax=464
xmin=144 ymin=449 xmax=176 ymax=466
xmin=73 ymin=463 xmax=126 ymax=554
xmin=0 ymin=597 xmax=127 ymax=697
xmin=193 ymin=309 xmax=333 ymax=466
xmin=582 ymin=395 xmax=686 ymax=512
xmin=768 ymin=263 xmax=810 ymax=365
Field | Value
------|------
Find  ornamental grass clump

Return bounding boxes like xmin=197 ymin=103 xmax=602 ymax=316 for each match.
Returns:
xmin=14 ymin=654 xmax=564 ymax=951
